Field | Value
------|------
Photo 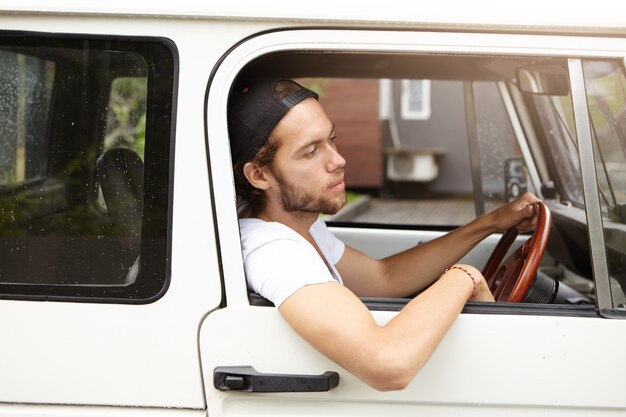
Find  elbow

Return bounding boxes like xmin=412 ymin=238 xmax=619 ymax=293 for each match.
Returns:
xmin=361 ymin=350 xmax=422 ymax=392
xmin=369 ymin=373 xmax=412 ymax=392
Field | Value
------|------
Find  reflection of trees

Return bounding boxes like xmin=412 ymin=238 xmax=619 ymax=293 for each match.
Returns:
xmin=104 ymin=77 xmax=147 ymax=159
xmin=0 ymin=53 xmax=54 ymax=185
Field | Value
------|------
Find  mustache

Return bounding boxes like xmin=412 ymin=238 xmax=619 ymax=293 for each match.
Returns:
xmin=327 ymin=170 xmax=345 ymax=188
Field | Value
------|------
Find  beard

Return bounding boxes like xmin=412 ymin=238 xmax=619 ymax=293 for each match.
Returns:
xmin=273 ymin=169 xmax=347 ymax=215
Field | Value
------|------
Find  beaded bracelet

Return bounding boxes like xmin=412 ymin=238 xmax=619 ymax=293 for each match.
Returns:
xmin=445 ymin=265 xmax=477 ymax=293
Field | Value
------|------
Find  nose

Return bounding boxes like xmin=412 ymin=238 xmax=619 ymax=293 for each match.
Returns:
xmin=327 ymin=145 xmax=346 ymax=172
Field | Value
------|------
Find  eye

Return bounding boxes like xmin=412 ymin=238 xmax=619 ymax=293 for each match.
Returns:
xmin=305 ymin=147 xmax=318 ymax=158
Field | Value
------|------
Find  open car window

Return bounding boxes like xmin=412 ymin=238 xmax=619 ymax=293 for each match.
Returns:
xmin=234 ymin=51 xmax=614 ymax=313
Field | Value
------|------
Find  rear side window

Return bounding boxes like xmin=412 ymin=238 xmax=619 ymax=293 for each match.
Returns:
xmin=0 ymin=33 xmax=177 ymax=303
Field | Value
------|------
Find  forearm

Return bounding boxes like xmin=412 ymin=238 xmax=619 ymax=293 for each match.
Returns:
xmin=368 ymin=269 xmax=475 ymax=389
xmin=376 ymin=213 xmax=496 ymax=296
xmin=340 ymin=193 xmax=540 ymax=298
xmin=281 ymin=270 xmax=477 ymax=391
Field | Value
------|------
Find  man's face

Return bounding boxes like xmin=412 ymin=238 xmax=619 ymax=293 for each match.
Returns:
xmin=267 ymin=98 xmax=347 ymax=216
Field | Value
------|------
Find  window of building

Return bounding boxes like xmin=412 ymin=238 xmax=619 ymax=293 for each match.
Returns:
xmin=401 ymin=79 xmax=431 ymax=120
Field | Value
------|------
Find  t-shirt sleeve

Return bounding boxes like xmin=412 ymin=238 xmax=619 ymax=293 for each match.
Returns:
xmin=244 ymin=238 xmax=337 ymax=308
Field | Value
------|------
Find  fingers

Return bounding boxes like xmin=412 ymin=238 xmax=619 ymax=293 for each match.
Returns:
xmin=489 ymin=193 xmax=542 ymax=233
xmin=517 ymin=194 xmax=540 ymax=211
xmin=515 ymin=198 xmax=540 ymax=232
xmin=522 ymin=202 xmax=535 ymax=216
xmin=516 ymin=219 xmax=537 ymax=233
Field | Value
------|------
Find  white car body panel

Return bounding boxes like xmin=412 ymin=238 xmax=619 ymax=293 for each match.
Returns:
xmin=201 ymin=308 xmax=626 ymax=415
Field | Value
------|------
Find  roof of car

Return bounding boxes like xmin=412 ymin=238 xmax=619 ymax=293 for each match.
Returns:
xmin=2 ymin=0 xmax=626 ymax=34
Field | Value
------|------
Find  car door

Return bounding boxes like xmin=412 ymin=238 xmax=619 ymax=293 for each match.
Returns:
xmin=201 ymin=29 xmax=626 ymax=416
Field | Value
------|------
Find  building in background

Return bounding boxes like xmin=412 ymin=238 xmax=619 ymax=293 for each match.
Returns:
xmin=317 ymin=78 xmax=520 ymax=201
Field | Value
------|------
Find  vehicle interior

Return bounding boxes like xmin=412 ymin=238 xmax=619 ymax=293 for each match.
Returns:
xmin=238 ymin=50 xmax=626 ymax=313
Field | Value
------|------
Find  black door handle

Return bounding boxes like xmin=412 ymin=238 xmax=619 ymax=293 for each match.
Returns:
xmin=214 ymin=366 xmax=339 ymax=392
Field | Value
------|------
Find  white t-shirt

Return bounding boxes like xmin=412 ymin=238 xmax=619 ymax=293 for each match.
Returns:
xmin=239 ymin=217 xmax=345 ymax=308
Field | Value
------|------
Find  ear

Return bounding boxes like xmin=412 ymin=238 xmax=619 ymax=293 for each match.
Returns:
xmin=242 ymin=161 xmax=271 ymax=190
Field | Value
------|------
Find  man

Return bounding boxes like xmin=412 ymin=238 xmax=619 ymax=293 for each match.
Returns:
xmin=228 ymin=77 xmax=539 ymax=391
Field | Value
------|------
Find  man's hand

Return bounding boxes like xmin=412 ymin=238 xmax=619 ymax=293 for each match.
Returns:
xmin=487 ymin=192 xmax=541 ymax=233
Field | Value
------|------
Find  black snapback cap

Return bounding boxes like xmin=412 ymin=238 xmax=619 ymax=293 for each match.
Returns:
xmin=228 ymin=77 xmax=319 ymax=165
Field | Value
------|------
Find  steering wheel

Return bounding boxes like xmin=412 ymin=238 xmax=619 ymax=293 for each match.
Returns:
xmin=481 ymin=202 xmax=551 ymax=302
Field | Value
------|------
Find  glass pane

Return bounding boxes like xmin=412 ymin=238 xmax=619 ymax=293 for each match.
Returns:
xmin=531 ymin=93 xmax=584 ymax=206
xmin=0 ymin=37 xmax=174 ymax=302
xmin=473 ymin=81 xmax=531 ymax=214
xmin=401 ymin=79 xmax=431 ymax=120
xmin=527 ymin=88 xmax=598 ymax=295
xmin=583 ymin=59 xmax=626 ymax=308
xmin=0 ymin=51 xmax=54 ymax=186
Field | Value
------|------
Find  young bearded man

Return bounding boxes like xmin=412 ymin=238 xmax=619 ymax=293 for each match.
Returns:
xmin=228 ymin=77 xmax=540 ymax=391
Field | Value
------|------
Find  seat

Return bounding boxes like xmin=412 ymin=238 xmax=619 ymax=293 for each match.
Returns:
xmin=96 ymin=148 xmax=144 ymax=284
xmin=97 ymin=148 xmax=144 ymax=235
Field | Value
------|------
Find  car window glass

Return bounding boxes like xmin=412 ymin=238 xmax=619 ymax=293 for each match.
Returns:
xmin=0 ymin=35 xmax=175 ymax=302
xmin=473 ymin=81 xmax=532 ymax=214
xmin=0 ymin=51 xmax=54 ymax=187
xmin=582 ymin=59 xmax=626 ymax=308
xmin=523 ymin=87 xmax=599 ymax=296
xmin=530 ymin=93 xmax=584 ymax=206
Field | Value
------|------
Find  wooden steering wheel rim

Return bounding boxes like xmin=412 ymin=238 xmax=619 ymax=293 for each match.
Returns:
xmin=482 ymin=202 xmax=551 ymax=302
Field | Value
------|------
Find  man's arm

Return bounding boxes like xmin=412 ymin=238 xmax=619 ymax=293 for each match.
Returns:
xmin=280 ymin=193 xmax=535 ymax=390
xmin=279 ymin=264 xmax=492 ymax=391
xmin=337 ymin=193 xmax=540 ymax=298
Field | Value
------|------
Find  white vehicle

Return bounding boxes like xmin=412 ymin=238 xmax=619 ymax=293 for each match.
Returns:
xmin=1 ymin=2 xmax=625 ymax=416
